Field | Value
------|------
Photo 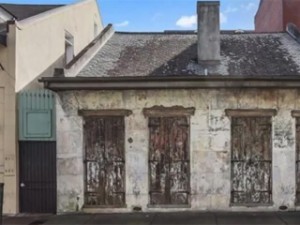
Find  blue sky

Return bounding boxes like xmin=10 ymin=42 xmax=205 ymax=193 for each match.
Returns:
xmin=0 ymin=0 xmax=260 ymax=31
xmin=99 ymin=0 xmax=260 ymax=31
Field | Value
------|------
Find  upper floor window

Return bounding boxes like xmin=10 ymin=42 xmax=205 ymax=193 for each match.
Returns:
xmin=65 ymin=31 xmax=74 ymax=64
xmin=94 ymin=23 xmax=98 ymax=37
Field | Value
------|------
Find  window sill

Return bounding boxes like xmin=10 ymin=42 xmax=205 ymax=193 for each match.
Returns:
xmin=83 ymin=204 xmax=127 ymax=209
xmin=230 ymin=203 xmax=273 ymax=207
xmin=147 ymin=204 xmax=191 ymax=208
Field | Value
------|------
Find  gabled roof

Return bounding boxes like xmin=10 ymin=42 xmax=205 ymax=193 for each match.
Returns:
xmin=40 ymin=26 xmax=300 ymax=91
xmin=0 ymin=3 xmax=64 ymax=20
xmin=77 ymin=31 xmax=300 ymax=77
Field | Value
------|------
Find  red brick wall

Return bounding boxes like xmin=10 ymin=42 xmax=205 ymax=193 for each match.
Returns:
xmin=255 ymin=0 xmax=284 ymax=32
xmin=283 ymin=0 xmax=300 ymax=30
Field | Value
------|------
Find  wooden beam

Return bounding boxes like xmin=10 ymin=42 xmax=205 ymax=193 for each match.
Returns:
xmin=291 ymin=110 xmax=300 ymax=117
xmin=225 ymin=109 xmax=277 ymax=117
xmin=40 ymin=76 xmax=300 ymax=91
xmin=143 ymin=106 xmax=195 ymax=117
xmin=78 ymin=109 xmax=132 ymax=117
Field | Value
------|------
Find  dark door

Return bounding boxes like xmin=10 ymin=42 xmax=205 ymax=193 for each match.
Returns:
xmin=231 ymin=117 xmax=272 ymax=205
xmin=84 ymin=117 xmax=125 ymax=207
xmin=19 ymin=141 xmax=56 ymax=213
xmin=148 ymin=117 xmax=190 ymax=206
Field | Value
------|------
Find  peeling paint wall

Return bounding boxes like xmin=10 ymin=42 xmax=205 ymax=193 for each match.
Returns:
xmin=56 ymin=88 xmax=299 ymax=212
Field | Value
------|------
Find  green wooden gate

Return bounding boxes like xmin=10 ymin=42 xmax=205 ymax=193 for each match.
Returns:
xmin=18 ymin=89 xmax=56 ymax=141
xmin=18 ymin=89 xmax=57 ymax=213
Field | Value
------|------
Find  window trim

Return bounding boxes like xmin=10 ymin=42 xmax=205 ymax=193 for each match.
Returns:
xmin=225 ymin=109 xmax=277 ymax=117
xmin=78 ymin=109 xmax=132 ymax=117
xmin=143 ymin=105 xmax=195 ymax=117
xmin=65 ymin=30 xmax=74 ymax=65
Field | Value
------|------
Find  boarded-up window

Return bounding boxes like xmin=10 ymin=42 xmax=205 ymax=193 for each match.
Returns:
xmin=148 ymin=117 xmax=190 ymax=206
xmin=296 ymin=118 xmax=300 ymax=204
xmin=84 ymin=117 xmax=125 ymax=207
xmin=231 ymin=117 xmax=272 ymax=205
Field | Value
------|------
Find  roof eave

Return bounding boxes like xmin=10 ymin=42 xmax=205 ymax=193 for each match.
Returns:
xmin=39 ymin=75 xmax=300 ymax=91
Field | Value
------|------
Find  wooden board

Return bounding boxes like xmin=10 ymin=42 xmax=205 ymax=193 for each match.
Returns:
xmin=149 ymin=117 xmax=190 ymax=206
xmin=84 ymin=117 xmax=125 ymax=207
xmin=231 ymin=117 xmax=272 ymax=205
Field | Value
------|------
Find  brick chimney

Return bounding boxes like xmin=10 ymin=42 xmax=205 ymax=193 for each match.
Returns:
xmin=197 ymin=1 xmax=221 ymax=64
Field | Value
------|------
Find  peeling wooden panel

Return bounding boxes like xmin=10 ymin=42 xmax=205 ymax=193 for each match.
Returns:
xmin=84 ymin=117 xmax=125 ymax=207
xmin=231 ymin=117 xmax=272 ymax=205
xmin=149 ymin=117 xmax=190 ymax=206
xmin=296 ymin=118 xmax=300 ymax=204
xmin=143 ymin=106 xmax=195 ymax=117
xmin=79 ymin=109 xmax=132 ymax=117
xmin=225 ymin=109 xmax=277 ymax=117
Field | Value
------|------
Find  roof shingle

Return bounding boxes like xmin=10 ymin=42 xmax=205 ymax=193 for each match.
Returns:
xmin=77 ymin=32 xmax=300 ymax=77
xmin=0 ymin=3 xmax=64 ymax=20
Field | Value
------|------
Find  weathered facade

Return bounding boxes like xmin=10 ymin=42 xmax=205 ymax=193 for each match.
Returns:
xmin=54 ymin=89 xmax=298 ymax=212
xmin=41 ymin=1 xmax=300 ymax=212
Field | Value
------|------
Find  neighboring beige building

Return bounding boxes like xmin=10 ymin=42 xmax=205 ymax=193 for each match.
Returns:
xmin=42 ymin=1 xmax=300 ymax=212
xmin=0 ymin=0 xmax=103 ymax=214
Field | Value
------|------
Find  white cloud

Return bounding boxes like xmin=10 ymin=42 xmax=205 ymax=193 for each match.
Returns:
xmin=242 ymin=2 xmax=256 ymax=11
xmin=176 ymin=13 xmax=227 ymax=28
xmin=115 ymin=20 xmax=129 ymax=27
xmin=224 ymin=6 xmax=238 ymax=13
xmin=176 ymin=15 xmax=197 ymax=28
xmin=220 ymin=12 xmax=227 ymax=24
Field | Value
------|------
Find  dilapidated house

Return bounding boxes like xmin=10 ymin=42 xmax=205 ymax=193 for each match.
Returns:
xmin=41 ymin=1 xmax=300 ymax=212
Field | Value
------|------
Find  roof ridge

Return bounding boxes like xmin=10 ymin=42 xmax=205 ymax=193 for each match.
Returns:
xmin=115 ymin=30 xmax=285 ymax=35
xmin=0 ymin=3 xmax=64 ymax=6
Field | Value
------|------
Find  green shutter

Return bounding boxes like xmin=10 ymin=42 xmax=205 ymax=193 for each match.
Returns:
xmin=18 ymin=89 xmax=56 ymax=141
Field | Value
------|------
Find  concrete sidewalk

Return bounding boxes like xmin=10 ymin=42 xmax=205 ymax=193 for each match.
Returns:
xmin=41 ymin=212 xmax=300 ymax=225
xmin=4 ymin=212 xmax=300 ymax=225
xmin=3 ymin=214 xmax=51 ymax=225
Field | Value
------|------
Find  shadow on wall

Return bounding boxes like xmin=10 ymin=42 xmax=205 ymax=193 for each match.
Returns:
xmin=18 ymin=54 xmax=65 ymax=92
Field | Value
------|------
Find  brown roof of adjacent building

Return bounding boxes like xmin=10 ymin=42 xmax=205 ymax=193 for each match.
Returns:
xmin=0 ymin=3 xmax=64 ymax=20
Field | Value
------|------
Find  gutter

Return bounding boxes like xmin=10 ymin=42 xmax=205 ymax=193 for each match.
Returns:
xmin=40 ymin=75 xmax=300 ymax=91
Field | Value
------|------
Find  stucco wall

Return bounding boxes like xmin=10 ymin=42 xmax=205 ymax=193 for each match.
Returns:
xmin=15 ymin=0 xmax=103 ymax=92
xmin=0 ymin=0 xmax=102 ymax=214
xmin=0 ymin=24 xmax=18 ymax=214
xmin=56 ymin=89 xmax=299 ymax=212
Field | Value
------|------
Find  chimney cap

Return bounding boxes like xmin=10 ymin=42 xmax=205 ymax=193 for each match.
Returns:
xmin=197 ymin=1 xmax=220 ymax=13
xmin=197 ymin=1 xmax=220 ymax=6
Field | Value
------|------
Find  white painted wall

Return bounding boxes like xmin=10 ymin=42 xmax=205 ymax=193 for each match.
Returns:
xmin=15 ymin=0 xmax=103 ymax=91
xmin=0 ymin=0 xmax=103 ymax=214
xmin=0 ymin=24 xmax=18 ymax=214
